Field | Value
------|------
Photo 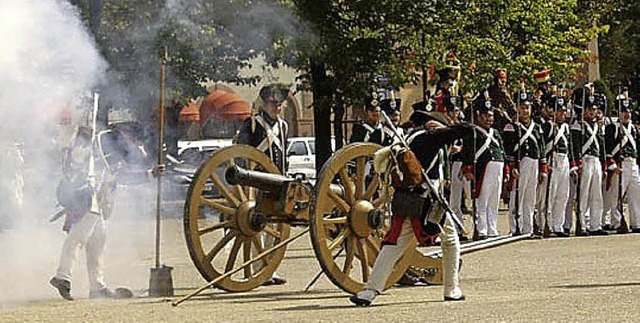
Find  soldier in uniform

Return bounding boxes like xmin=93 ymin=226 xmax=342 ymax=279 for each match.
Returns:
xmin=380 ymin=93 xmax=404 ymax=142
xmin=349 ymin=115 xmax=472 ymax=306
xmin=570 ymin=88 xmax=609 ymax=236
xmin=461 ymin=95 xmax=505 ymax=239
xmin=236 ymin=84 xmax=290 ymax=285
xmin=350 ymin=96 xmax=393 ymax=146
xmin=605 ymin=93 xmax=640 ymax=233
xmin=236 ymin=84 xmax=290 ymax=174
xmin=544 ymin=94 xmax=574 ymax=237
xmin=51 ymin=124 xmax=162 ymax=300
xmin=502 ymin=90 xmax=548 ymax=236
xmin=533 ymin=93 xmax=555 ymax=235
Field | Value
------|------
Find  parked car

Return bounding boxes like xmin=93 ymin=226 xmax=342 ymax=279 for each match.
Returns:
xmin=177 ymin=138 xmax=233 ymax=166
xmin=286 ymin=137 xmax=336 ymax=179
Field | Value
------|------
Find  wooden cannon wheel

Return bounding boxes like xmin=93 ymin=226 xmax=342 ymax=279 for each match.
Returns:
xmin=309 ymin=143 xmax=421 ymax=294
xmin=184 ymin=145 xmax=291 ymax=292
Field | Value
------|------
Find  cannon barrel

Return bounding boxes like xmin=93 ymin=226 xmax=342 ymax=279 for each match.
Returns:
xmin=225 ymin=165 xmax=294 ymax=193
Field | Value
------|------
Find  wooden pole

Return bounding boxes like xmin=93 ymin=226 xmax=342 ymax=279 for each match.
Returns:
xmin=155 ymin=47 xmax=168 ymax=269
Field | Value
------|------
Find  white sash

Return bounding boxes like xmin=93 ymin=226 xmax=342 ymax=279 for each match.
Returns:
xmin=514 ymin=122 xmax=537 ymax=151
xmin=611 ymin=123 xmax=637 ymax=156
xmin=553 ymin=123 xmax=568 ymax=147
xmin=581 ymin=122 xmax=599 ymax=155
xmin=255 ymin=115 xmax=283 ymax=153
xmin=474 ymin=126 xmax=499 ymax=160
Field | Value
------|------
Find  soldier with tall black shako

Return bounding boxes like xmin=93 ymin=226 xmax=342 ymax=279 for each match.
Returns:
xmin=236 ymin=84 xmax=290 ymax=285
xmin=570 ymin=88 xmax=609 ymax=236
xmin=350 ymin=96 xmax=394 ymax=146
xmin=533 ymin=92 xmax=555 ymax=234
xmin=380 ymin=92 xmax=404 ymax=142
xmin=236 ymin=84 xmax=290 ymax=174
xmin=502 ymin=90 xmax=548 ymax=236
xmin=461 ymin=95 xmax=505 ymax=239
xmin=543 ymin=94 xmax=575 ymax=237
xmin=605 ymin=92 xmax=640 ymax=233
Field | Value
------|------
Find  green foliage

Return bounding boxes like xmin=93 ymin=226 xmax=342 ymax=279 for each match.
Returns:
xmin=598 ymin=0 xmax=640 ymax=86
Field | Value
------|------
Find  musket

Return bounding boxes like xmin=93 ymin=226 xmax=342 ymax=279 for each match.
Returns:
xmin=542 ymin=85 xmax=560 ymax=237
xmin=575 ymin=83 xmax=592 ymax=235
xmin=616 ymin=86 xmax=630 ymax=233
xmin=89 ymin=92 xmax=100 ymax=215
xmin=513 ymin=79 xmax=525 ymax=236
xmin=471 ymin=93 xmax=479 ymax=240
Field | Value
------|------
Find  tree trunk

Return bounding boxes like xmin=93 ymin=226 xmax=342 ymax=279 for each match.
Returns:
xmin=310 ymin=61 xmax=332 ymax=175
xmin=89 ymin=0 xmax=102 ymax=36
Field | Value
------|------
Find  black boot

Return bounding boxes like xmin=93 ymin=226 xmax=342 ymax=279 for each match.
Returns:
xmin=50 ymin=277 xmax=73 ymax=301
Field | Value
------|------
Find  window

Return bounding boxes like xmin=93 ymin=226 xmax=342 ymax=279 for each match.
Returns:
xmin=308 ymin=140 xmax=315 ymax=154
xmin=289 ymin=141 xmax=308 ymax=156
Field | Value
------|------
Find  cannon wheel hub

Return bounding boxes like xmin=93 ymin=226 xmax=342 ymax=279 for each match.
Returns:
xmin=349 ymin=200 xmax=375 ymax=238
xmin=235 ymin=201 xmax=265 ymax=236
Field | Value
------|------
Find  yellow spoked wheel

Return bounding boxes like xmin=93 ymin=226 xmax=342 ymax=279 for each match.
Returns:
xmin=184 ymin=145 xmax=290 ymax=292
xmin=310 ymin=143 xmax=416 ymax=293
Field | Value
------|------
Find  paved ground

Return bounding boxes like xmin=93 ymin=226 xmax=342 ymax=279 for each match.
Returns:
xmin=1 ymin=188 xmax=640 ymax=322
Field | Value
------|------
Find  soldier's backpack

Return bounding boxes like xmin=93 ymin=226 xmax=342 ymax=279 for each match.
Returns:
xmin=389 ymin=145 xmax=424 ymax=189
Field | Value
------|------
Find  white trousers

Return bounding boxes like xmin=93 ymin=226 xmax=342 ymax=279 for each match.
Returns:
xmin=602 ymin=172 xmax=617 ymax=227
xmin=473 ymin=161 xmax=504 ymax=237
xmin=615 ymin=159 xmax=640 ymax=229
xmin=546 ymin=153 xmax=570 ymax=232
xmin=449 ymin=161 xmax=471 ymax=222
xmin=55 ymin=212 xmax=107 ymax=291
xmin=365 ymin=214 xmax=462 ymax=298
xmin=509 ymin=157 xmax=539 ymax=234
xmin=564 ymin=174 xmax=578 ymax=232
xmin=579 ymin=156 xmax=604 ymax=232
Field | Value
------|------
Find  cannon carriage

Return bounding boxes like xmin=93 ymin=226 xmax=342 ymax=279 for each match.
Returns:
xmin=182 ymin=143 xmax=445 ymax=294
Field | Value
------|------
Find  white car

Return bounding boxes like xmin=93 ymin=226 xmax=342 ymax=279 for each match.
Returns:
xmin=286 ymin=137 xmax=336 ymax=179
xmin=177 ymin=139 xmax=233 ymax=165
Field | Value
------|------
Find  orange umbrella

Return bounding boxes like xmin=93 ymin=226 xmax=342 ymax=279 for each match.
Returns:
xmin=178 ymin=99 xmax=201 ymax=122
xmin=199 ymin=90 xmax=251 ymax=124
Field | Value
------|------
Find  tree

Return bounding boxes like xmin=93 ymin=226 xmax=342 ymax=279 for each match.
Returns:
xmin=597 ymin=0 xmax=640 ymax=96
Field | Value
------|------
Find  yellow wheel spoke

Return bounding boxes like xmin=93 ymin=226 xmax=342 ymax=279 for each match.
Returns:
xmin=205 ymin=231 xmax=235 ymax=263
xmin=363 ymin=174 xmax=380 ymax=201
xmin=327 ymin=230 xmax=347 ymax=252
xmin=198 ymin=220 xmax=231 ymax=236
xmin=328 ymin=189 xmax=351 ymax=214
xmin=338 ymin=168 xmax=355 ymax=204
xmin=247 ymin=186 xmax=255 ymax=200
xmin=200 ymin=197 xmax=235 ymax=216
xmin=209 ymin=174 xmax=240 ymax=207
xmin=355 ymin=157 xmax=366 ymax=199
xmin=225 ymin=237 xmax=242 ymax=272
xmin=243 ymin=238 xmax=252 ymax=278
xmin=365 ymin=236 xmax=381 ymax=255
xmin=263 ymin=226 xmax=281 ymax=240
xmin=342 ymin=237 xmax=356 ymax=275
xmin=323 ymin=216 xmax=347 ymax=225
xmin=356 ymin=238 xmax=370 ymax=281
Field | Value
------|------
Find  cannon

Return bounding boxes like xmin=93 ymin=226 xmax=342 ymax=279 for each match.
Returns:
xmin=180 ymin=143 xmax=529 ymax=302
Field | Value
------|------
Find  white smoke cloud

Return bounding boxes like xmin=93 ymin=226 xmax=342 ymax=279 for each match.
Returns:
xmin=0 ymin=0 xmax=107 ymax=303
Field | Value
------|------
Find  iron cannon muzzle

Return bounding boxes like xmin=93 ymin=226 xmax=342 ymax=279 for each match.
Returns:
xmin=225 ymin=165 xmax=294 ymax=193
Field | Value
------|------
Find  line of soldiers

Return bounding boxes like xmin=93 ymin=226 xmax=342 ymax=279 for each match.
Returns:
xmin=349 ymin=71 xmax=640 ymax=241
